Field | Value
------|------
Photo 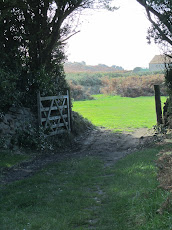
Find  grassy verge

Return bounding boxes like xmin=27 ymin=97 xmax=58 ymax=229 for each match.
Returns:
xmin=73 ymin=95 xmax=167 ymax=131
xmin=0 ymin=150 xmax=30 ymax=168
xmin=0 ymin=145 xmax=171 ymax=229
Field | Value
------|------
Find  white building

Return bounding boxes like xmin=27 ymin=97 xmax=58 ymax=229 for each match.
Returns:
xmin=149 ymin=55 xmax=172 ymax=71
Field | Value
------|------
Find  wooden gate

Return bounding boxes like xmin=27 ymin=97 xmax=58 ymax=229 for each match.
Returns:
xmin=37 ymin=91 xmax=71 ymax=136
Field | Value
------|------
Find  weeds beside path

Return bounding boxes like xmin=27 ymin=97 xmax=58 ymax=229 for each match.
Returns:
xmin=1 ymin=128 xmax=172 ymax=229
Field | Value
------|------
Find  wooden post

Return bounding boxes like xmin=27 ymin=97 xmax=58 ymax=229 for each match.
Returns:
xmin=68 ymin=88 xmax=73 ymax=132
xmin=67 ymin=90 xmax=71 ymax=132
xmin=69 ymin=88 xmax=73 ymax=132
xmin=37 ymin=91 xmax=42 ymax=126
xmin=154 ymin=85 xmax=163 ymax=125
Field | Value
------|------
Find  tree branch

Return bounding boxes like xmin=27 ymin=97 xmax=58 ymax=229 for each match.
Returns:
xmin=60 ymin=30 xmax=80 ymax=44
xmin=136 ymin=0 xmax=172 ymax=33
xmin=145 ymin=4 xmax=172 ymax=46
xmin=43 ymin=1 xmax=85 ymax=61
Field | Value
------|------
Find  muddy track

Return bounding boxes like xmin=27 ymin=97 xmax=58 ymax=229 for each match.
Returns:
xmin=0 ymin=128 xmax=158 ymax=185
xmin=77 ymin=128 xmax=157 ymax=166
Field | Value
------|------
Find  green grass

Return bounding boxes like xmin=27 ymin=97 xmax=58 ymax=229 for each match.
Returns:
xmin=73 ymin=95 xmax=167 ymax=131
xmin=0 ymin=150 xmax=30 ymax=168
xmin=0 ymin=158 xmax=103 ymax=230
xmin=0 ymin=146 xmax=171 ymax=229
xmin=100 ymin=147 xmax=172 ymax=230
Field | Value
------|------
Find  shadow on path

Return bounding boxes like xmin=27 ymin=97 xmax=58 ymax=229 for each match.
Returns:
xmin=0 ymin=127 xmax=159 ymax=185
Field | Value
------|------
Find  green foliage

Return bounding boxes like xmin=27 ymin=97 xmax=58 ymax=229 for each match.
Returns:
xmin=165 ymin=66 xmax=172 ymax=94
xmin=9 ymin=115 xmax=91 ymax=151
xmin=17 ymin=65 xmax=68 ymax=110
xmin=0 ymin=69 xmax=20 ymax=111
xmin=66 ymin=71 xmax=164 ymax=84
xmin=4 ymin=122 xmax=63 ymax=151
xmin=153 ymin=124 xmax=167 ymax=134
xmin=10 ymin=125 xmax=52 ymax=151
xmin=0 ymin=65 xmax=68 ymax=111
xmin=66 ymin=72 xmax=166 ymax=100
xmin=133 ymin=67 xmax=142 ymax=72
xmin=66 ymin=72 xmax=105 ymax=84
xmin=0 ymin=0 xmax=116 ymax=111
xmin=0 ymin=2 xmax=71 ymax=110
xmin=164 ymin=67 xmax=172 ymax=123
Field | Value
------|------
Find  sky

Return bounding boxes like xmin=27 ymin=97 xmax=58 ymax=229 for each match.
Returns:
xmin=65 ymin=0 xmax=162 ymax=70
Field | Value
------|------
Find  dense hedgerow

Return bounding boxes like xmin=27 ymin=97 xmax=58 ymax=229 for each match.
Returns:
xmin=101 ymin=74 xmax=167 ymax=97
xmin=65 ymin=70 xmax=163 ymax=82
xmin=67 ymin=72 xmax=167 ymax=100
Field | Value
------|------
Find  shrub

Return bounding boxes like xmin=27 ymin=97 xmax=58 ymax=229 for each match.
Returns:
xmin=101 ymin=74 xmax=167 ymax=97
xmin=165 ymin=66 xmax=172 ymax=94
xmin=0 ymin=69 xmax=20 ymax=112
xmin=9 ymin=124 xmax=54 ymax=151
xmin=16 ymin=66 xmax=68 ymax=111
xmin=68 ymin=81 xmax=93 ymax=101
xmin=7 ymin=112 xmax=94 ymax=151
xmin=66 ymin=72 xmax=166 ymax=99
xmin=0 ymin=65 xmax=68 ymax=113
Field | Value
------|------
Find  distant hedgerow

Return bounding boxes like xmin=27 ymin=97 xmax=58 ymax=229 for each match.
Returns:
xmin=66 ymin=72 xmax=167 ymax=100
xmin=101 ymin=74 xmax=167 ymax=97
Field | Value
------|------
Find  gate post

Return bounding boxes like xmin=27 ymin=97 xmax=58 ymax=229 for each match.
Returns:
xmin=37 ymin=91 xmax=42 ymax=126
xmin=67 ymin=89 xmax=72 ymax=132
xmin=154 ymin=85 xmax=163 ymax=125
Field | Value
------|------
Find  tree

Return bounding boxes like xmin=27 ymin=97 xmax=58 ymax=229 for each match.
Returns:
xmin=136 ymin=1 xmax=172 ymax=124
xmin=133 ymin=67 xmax=142 ymax=72
xmin=0 ymin=0 xmax=116 ymax=110
xmin=136 ymin=0 xmax=172 ymax=57
xmin=0 ymin=0 xmax=116 ymax=71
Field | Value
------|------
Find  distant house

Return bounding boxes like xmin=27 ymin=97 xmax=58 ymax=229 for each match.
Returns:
xmin=149 ymin=55 xmax=172 ymax=71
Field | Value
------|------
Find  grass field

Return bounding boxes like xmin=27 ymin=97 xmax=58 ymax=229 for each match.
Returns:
xmin=73 ymin=95 xmax=167 ymax=131
xmin=1 ymin=146 xmax=171 ymax=229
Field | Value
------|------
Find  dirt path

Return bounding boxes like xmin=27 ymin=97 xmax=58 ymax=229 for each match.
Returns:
xmin=0 ymin=127 xmax=158 ymax=185
xmin=77 ymin=127 xmax=156 ymax=166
